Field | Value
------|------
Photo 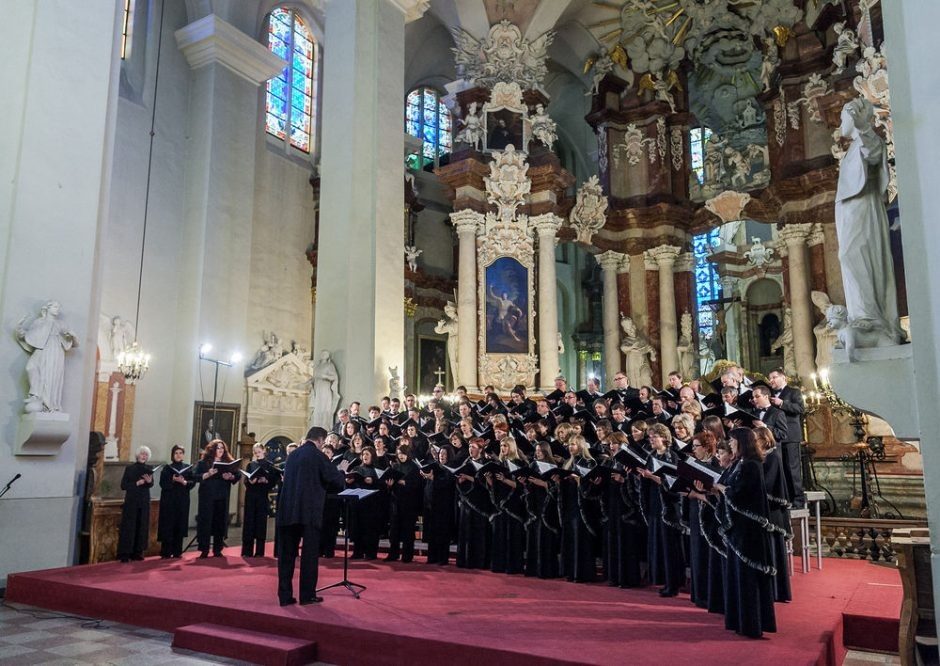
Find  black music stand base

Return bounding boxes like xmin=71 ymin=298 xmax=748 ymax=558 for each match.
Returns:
xmin=317 ymin=495 xmax=366 ymax=599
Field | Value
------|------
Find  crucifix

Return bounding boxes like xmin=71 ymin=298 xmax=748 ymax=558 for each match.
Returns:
xmin=433 ymin=367 xmax=446 ymax=386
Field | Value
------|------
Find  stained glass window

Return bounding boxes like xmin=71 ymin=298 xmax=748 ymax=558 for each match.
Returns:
xmin=265 ymin=8 xmax=317 ymax=154
xmin=120 ymin=0 xmax=134 ymax=60
xmin=690 ymin=127 xmax=713 ymax=184
xmin=405 ymin=87 xmax=452 ymax=169
xmin=693 ymin=229 xmax=722 ymax=341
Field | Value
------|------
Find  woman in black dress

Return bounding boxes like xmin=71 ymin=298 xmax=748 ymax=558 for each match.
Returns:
xmin=602 ymin=432 xmax=644 ymax=588
xmin=684 ymin=430 xmax=722 ymax=608
xmin=456 ymin=438 xmax=494 ymax=569
xmin=158 ymin=445 xmax=194 ymax=559
xmin=422 ymin=446 xmax=456 ymax=565
xmin=241 ymin=443 xmax=280 ymax=558
xmin=556 ymin=435 xmax=598 ymax=583
xmin=386 ymin=442 xmax=423 ymax=563
xmin=194 ymin=439 xmax=240 ymax=558
xmin=637 ymin=423 xmax=686 ymax=597
xmin=521 ymin=442 xmax=560 ymax=579
xmin=712 ymin=427 xmax=777 ymax=639
xmin=118 ymin=446 xmax=156 ymax=563
xmin=753 ymin=425 xmax=792 ymax=603
xmin=347 ymin=446 xmax=383 ymax=560
xmin=488 ymin=437 xmax=527 ymax=575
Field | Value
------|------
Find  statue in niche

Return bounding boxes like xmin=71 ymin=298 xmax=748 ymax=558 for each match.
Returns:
xmin=404 ymin=245 xmax=422 ymax=273
xmin=676 ymin=312 xmax=697 ymax=380
xmin=620 ymin=315 xmax=655 ymax=388
xmin=811 ymin=291 xmax=842 ymax=369
xmin=434 ymin=302 xmax=459 ymax=383
xmin=108 ymin=316 xmax=134 ymax=360
xmin=308 ymin=350 xmax=341 ymax=429
xmin=832 ymin=22 xmax=860 ymax=75
xmin=248 ymin=331 xmax=283 ymax=372
xmin=388 ymin=366 xmax=404 ymax=398
xmin=530 ymin=104 xmax=557 ymax=147
xmin=835 ymin=98 xmax=904 ymax=347
xmin=15 ymin=300 xmax=79 ymax=413
xmin=456 ymin=102 xmax=485 ymax=151
xmin=770 ymin=307 xmax=797 ymax=378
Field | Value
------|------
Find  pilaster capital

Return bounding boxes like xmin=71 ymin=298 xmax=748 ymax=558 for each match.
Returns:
xmin=644 ymin=244 xmax=682 ymax=268
xmin=807 ymin=222 xmax=826 ymax=247
xmin=595 ymin=250 xmax=628 ymax=273
xmin=529 ymin=213 xmax=563 ymax=240
xmin=777 ymin=222 xmax=814 ymax=247
xmin=175 ymin=15 xmax=286 ymax=86
xmin=451 ymin=209 xmax=484 ymax=236
xmin=385 ymin=0 xmax=431 ymax=22
xmin=674 ymin=251 xmax=695 ymax=272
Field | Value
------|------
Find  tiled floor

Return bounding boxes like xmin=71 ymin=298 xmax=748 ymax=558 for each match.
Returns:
xmin=843 ymin=650 xmax=902 ymax=665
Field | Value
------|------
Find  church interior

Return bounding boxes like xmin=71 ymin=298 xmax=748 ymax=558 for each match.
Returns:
xmin=3 ymin=0 xmax=940 ymax=663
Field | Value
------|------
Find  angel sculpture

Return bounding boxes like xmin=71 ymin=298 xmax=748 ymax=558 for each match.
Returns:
xmin=248 ymin=331 xmax=283 ymax=371
xmin=434 ymin=302 xmax=459 ymax=382
xmin=530 ymin=104 xmax=557 ymax=147
xmin=760 ymin=37 xmax=780 ymax=93
xmin=832 ymin=22 xmax=860 ymax=75
xmin=404 ymin=245 xmax=423 ymax=273
xmin=770 ymin=307 xmax=797 ymax=378
xmin=455 ymin=102 xmax=484 ymax=151
xmin=811 ymin=291 xmax=843 ymax=369
xmin=639 ymin=71 xmax=680 ymax=114
xmin=15 ymin=300 xmax=79 ymax=413
xmin=583 ymin=45 xmax=629 ymax=96
xmin=108 ymin=316 xmax=135 ymax=361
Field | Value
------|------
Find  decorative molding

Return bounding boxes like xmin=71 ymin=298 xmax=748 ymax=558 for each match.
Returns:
xmin=787 ymin=73 xmax=832 ymax=129
xmin=596 ymin=124 xmax=609 ymax=174
xmin=773 ymin=88 xmax=788 ymax=147
xmin=704 ymin=190 xmax=751 ymax=223
xmin=175 ymin=15 xmax=287 ymax=86
xmin=743 ymin=238 xmax=775 ymax=274
xmin=451 ymin=20 xmax=554 ymax=90
xmin=670 ymin=126 xmax=684 ymax=172
xmin=612 ymin=123 xmax=657 ymax=167
xmin=568 ymin=175 xmax=608 ymax=245
xmin=386 ymin=0 xmax=430 ymax=23
xmin=484 ymin=145 xmax=531 ymax=223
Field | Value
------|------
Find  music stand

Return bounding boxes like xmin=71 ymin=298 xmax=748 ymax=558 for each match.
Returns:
xmin=317 ymin=489 xmax=374 ymax=599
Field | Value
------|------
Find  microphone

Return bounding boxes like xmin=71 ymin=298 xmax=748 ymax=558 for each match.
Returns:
xmin=0 ymin=473 xmax=21 ymax=499
xmin=10 ymin=473 xmax=21 ymax=483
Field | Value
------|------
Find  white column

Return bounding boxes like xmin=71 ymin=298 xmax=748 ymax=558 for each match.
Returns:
xmin=883 ymin=0 xmax=940 ymax=632
xmin=0 ymin=0 xmax=121 ymax=582
xmin=314 ymin=0 xmax=428 ymax=401
xmin=778 ymin=223 xmax=816 ymax=380
xmin=453 ymin=211 xmax=482 ymax=389
xmin=596 ymin=251 xmax=627 ymax=388
xmin=647 ymin=245 xmax=682 ymax=385
xmin=532 ymin=215 xmax=563 ymax=390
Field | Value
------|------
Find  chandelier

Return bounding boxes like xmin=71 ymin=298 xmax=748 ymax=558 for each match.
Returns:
xmin=118 ymin=341 xmax=151 ymax=383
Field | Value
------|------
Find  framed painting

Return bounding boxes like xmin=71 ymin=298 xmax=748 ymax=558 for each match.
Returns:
xmin=484 ymin=108 xmax=526 ymax=153
xmin=191 ymin=401 xmax=241 ymax=463
xmin=484 ymin=256 xmax=529 ymax=354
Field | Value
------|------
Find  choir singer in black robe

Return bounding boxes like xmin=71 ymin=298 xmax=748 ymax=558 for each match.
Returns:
xmin=158 ymin=445 xmax=194 ymax=559
xmin=117 ymin=446 xmax=155 ymax=563
xmin=194 ymin=439 xmax=240 ymax=558
xmin=276 ymin=427 xmax=345 ymax=606
xmin=242 ymin=443 xmax=281 ymax=558
xmin=456 ymin=438 xmax=494 ymax=569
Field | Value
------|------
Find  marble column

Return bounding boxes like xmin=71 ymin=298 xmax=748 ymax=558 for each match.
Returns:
xmin=452 ymin=210 xmax=482 ymax=389
xmin=0 ymin=0 xmax=121 ymax=581
xmin=596 ymin=251 xmax=627 ymax=388
xmin=313 ymin=0 xmax=429 ymax=400
xmin=778 ymin=223 xmax=816 ymax=379
xmin=533 ymin=214 xmax=563 ymax=390
xmin=647 ymin=245 xmax=682 ymax=384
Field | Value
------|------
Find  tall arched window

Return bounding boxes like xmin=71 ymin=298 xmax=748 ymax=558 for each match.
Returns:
xmin=405 ymin=87 xmax=452 ymax=169
xmin=693 ymin=229 xmax=721 ymax=342
xmin=690 ymin=126 xmax=713 ymax=183
xmin=265 ymin=7 xmax=317 ymax=154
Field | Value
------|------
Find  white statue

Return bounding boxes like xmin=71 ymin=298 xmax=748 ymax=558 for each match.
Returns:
xmin=724 ymin=146 xmax=751 ymax=189
xmin=835 ymin=97 xmax=903 ymax=347
xmin=698 ymin=336 xmax=716 ymax=376
xmin=434 ymin=301 xmax=459 ymax=383
xmin=811 ymin=291 xmax=842 ymax=370
xmin=583 ymin=45 xmax=628 ymax=96
xmin=388 ymin=366 xmax=404 ymax=398
xmin=108 ymin=316 xmax=134 ymax=361
xmin=620 ymin=315 xmax=656 ymax=388
xmin=248 ymin=331 xmax=283 ymax=371
xmin=832 ymin=22 xmax=860 ymax=75
xmin=530 ymin=104 xmax=557 ymax=147
xmin=308 ymin=350 xmax=341 ymax=429
xmin=770 ymin=307 xmax=797 ymax=378
xmin=744 ymin=237 xmax=775 ymax=270
xmin=456 ymin=102 xmax=484 ymax=151
xmin=760 ymin=37 xmax=779 ymax=93
xmin=676 ymin=312 xmax=697 ymax=381
xmin=404 ymin=245 xmax=423 ymax=273
xmin=15 ymin=300 xmax=79 ymax=413
xmin=557 ymin=331 xmax=565 ymax=356
xmin=568 ymin=175 xmax=608 ymax=244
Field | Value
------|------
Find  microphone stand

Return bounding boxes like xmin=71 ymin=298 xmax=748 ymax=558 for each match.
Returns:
xmin=0 ymin=474 xmax=22 ymax=500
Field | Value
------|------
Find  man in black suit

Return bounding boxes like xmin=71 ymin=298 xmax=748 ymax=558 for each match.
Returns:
xmin=751 ymin=385 xmax=789 ymax=451
xmin=768 ymin=367 xmax=806 ymax=508
xmin=276 ymin=426 xmax=345 ymax=606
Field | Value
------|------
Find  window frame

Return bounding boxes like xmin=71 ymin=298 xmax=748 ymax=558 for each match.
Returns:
xmin=405 ymin=86 xmax=452 ymax=170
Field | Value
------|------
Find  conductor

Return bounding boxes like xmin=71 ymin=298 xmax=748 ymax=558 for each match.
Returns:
xmin=276 ymin=426 xmax=345 ymax=606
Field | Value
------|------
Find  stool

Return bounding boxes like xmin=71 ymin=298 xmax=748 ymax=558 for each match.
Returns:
xmin=805 ymin=490 xmax=826 ymax=570
xmin=789 ymin=508 xmax=810 ymax=574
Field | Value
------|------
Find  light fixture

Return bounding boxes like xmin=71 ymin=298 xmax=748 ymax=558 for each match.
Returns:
xmin=200 ymin=343 xmax=213 ymax=357
xmin=230 ymin=352 xmax=243 ymax=365
xmin=119 ymin=0 xmax=168 ymax=384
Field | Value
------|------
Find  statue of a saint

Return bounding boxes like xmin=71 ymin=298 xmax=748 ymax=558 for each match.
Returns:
xmin=15 ymin=300 xmax=79 ymax=413
xmin=811 ymin=291 xmax=842 ymax=369
xmin=770 ymin=307 xmax=797 ymax=378
xmin=835 ymin=98 xmax=903 ymax=347
xmin=530 ymin=104 xmax=557 ymax=147
xmin=619 ymin=315 xmax=655 ymax=388
xmin=456 ymin=102 xmax=485 ymax=151
xmin=434 ymin=302 xmax=459 ymax=382
xmin=108 ymin=316 xmax=134 ymax=361
xmin=308 ymin=350 xmax=341 ymax=429
xmin=676 ymin=312 xmax=697 ymax=380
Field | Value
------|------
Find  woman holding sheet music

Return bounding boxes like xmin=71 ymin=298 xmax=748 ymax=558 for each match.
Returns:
xmin=158 ymin=445 xmax=194 ymax=559
xmin=386 ymin=443 xmax=423 ymax=563
xmin=347 ymin=446 xmax=383 ymax=560
xmin=754 ymin=426 xmax=792 ymax=603
xmin=488 ymin=437 xmax=527 ymax=575
xmin=194 ymin=439 xmax=240 ymax=558
xmin=117 ymin=445 xmax=156 ymax=563
xmin=602 ymin=432 xmax=644 ymax=588
xmin=242 ymin=443 xmax=281 ymax=558
xmin=455 ymin=438 xmax=494 ymax=570
xmin=684 ymin=431 xmax=722 ymax=608
xmin=422 ymin=446 xmax=456 ymax=565
xmin=522 ymin=442 xmax=560 ymax=579
xmin=557 ymin=435 xmax=598 ymax=583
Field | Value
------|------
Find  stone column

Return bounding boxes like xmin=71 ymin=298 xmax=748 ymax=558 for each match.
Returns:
xmin=453 ymin=210 xmax=482 ymax=389
xmin=596 ymin=251 xmax=627 ymax=388
xmin=778 ymin=224 xmax=816 ymax=379
xmin=532 ymin=214 xmax=563 ymax=390
xmin=646 ymin=245 xmax=682 ymax=384
xmin=313 ymin=0 xmax=428 ymax=400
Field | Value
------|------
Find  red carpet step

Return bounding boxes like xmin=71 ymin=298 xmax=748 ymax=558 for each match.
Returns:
xmin=842 ymin=581 xmax=902 ymax=653
xmin=172 ymin=622 xmax=317 ymax=666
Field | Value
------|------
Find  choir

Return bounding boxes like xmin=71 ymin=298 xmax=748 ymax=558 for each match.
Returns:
xmin=117 ymin=365 xmax=800 ymax=640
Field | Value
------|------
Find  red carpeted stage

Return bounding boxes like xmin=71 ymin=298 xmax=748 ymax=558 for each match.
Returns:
xmin=6 ymin=550 xmax=900 ymax=666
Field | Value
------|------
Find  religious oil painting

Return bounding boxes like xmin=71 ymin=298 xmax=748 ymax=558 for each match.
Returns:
xmin=485 ymin=257 xmax=529 ymax=354
xmin=417 ymin=337 xmax=448 ymax=394
xmin=191 ymin=401 xmax=241 ymax=463
xmin=484 ymin=109 xmax=525 ymax=153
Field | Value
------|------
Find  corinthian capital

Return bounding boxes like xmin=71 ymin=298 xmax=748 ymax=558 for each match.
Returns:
xmin=595 ymin=250 xmax=628 ymax=273
xmin=529 ymin=213 xmax=563 ymax=239
xmin=644 ymin=244 xmax=682 ymax=268
xmin=777 ymin=222 xmax=814 ymax=247
xmin=451 ymin=209 xmax=484 ymax=236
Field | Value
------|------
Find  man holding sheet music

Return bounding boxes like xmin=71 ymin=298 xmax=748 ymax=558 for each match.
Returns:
xmin=276 ymin=426 xmax=345 ymax=606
